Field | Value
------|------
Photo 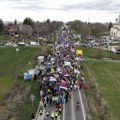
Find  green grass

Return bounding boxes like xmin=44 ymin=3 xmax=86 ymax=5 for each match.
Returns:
xmin=78 ymin=46 xmax=120 ymax=60
xmin=109 ymin=43 xmax=120 ymax=46
xmin=92 ymin=61 xmax=120 ymax=120
xmin=81 ymin=61 xmax=100 ymax=120
xmin=0 ymin=45 xmax=51 ymax=119
xmin=0 ymin=76 xmax=13 ymax=98
xmin=16 ymin=80 xmax=40 ymax=120
xmin=0 ymin=35 xmax=10 ymax=43
xmin=81 ymin=61 xmax=120 ymax=120
xmin=0 ymin=46 xmax=49 ymax=98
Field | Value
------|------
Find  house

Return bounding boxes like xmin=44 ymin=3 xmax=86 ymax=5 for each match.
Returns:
xmin=110 ymin=15 xmax=120 ymax=39
xmin=101 ymin=36 xmax=110 ymax=43
xmin=115 ymin=45 xmax=120 ymax=53
xmin=108 ymin=46 xmax=117 ymax=53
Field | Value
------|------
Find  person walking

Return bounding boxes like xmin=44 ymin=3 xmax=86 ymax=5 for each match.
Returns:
xmin=55 ymin=110 xmax=59 ymax=119
xmin=57 ymin=115 xmax=60 ymax=120
xmin=45 ymin=110 xmax=49 ymax=118
xmin=44 ymin=100 xmax=47 ymax=110
xmin=51 ymin=111 xmax=55 ymax=120
xmin=31 ymin=113 xmax=35 ymax=120
xmin=39 ymin=108 xmax=43 ymax=116
xmin=49 ymin=95 xmax=52 ymax=105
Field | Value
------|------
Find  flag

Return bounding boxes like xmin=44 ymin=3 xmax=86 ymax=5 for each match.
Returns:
xmin=76 ymin=50 xmax=83 ymax=55
xmin=59 ymin=85 xmax=67 ymax=90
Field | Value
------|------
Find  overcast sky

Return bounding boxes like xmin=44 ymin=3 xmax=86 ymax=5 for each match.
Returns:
xmin=0 ymin=0 xmax=120 ymax=23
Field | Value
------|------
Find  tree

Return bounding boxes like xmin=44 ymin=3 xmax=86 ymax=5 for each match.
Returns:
xmin=0 ymin=19 xmax=4 ymax=34
xmin=14 ymin=19 xmax=17 ymax=25
xmin=46 ymin=19 xmax=50 ymax=24
xmin=91 ymin=23 xmax=108 ymax=37
xmin=18 ymin=24 xmax=32 ymax=42
xmin=23 ymin=17 xmax=34 ymax=27
xmin=108 ymin=22 xmax=113 ymax=30
xmin=68 ymin=20 xmax=92 ymax=40
xmin=81 ymin=22 xmax=92 ymax=39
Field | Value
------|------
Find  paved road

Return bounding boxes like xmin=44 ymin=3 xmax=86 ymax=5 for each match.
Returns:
xmin=36 ymin=89 xmax=85 ymax=120
xmin=64 ymin=89 xmax=85 ymax=120
xmin=35 ymin=25 xmax=87 ymax=120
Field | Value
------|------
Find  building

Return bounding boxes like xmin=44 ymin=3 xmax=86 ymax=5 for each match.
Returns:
xmin=115 ymin=45 xmax=120 ymax=53
xmin=110 ymin=15 xmax=120 ymax=38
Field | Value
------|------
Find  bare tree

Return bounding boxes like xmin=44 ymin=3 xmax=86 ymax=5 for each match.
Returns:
xmin=0 ymin=19 xmax=4 ymax=34
xmin=18 ymin=24 xmax=32 ymax=43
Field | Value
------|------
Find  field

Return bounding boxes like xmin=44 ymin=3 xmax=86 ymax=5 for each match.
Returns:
xmin=109 ymin=42 xmax=120 ymax=46
xmin=1 ymin=45 xmax=120 ymax=120
xmin=0 ymin=46 xmax=44 ymax=98
xmin=81 ymin=61 xmax=120 ymax=120
xmin=78 ymin=46 xmax=120 ymax=120
xmin=78 ymin=46 xmax=120 ymax=60
xmin=0 ymin=46 xmax=51 ymax=120
xmin=0 ymin=35 xmax=10 ymax=43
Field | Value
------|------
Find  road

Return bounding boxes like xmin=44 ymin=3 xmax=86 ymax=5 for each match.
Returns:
xmin=36 ymin=89 xmax=86 ymax=120
xmin=35 ymin=25 xmax=91 ymax=120
xmin=64 ymin=89 xmax=85 ymax=120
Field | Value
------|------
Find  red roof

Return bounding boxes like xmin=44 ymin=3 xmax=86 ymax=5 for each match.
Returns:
xmin=116 ymin=45 xmax=120 ymax=50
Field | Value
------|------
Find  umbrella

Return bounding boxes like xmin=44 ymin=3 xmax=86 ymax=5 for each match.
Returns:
xmin=64 ymin=74 xmax=69 ymax=77
xmin=49 ymin=77 xmax=57 ymax=82
xmin=59 ymin=85 xmax=67 ymax=90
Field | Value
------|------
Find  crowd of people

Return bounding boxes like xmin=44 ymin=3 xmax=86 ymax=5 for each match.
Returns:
xmin=31 ymin=28 xmax=88 ymax=120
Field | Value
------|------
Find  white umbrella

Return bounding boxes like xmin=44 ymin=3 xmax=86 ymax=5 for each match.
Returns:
xmin=49 ymin=77 xmax=57 ymax=82
xmin=59 ymin=86 xmax=67 ymax=90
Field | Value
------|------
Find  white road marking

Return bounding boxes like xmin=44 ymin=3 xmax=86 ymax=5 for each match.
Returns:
xmin=71 ymin=91 xmax=76 ymax=120
xmin=63 ymin=100 xmax=65 ymax=120
xmin=78 ymin=89 xmax=86 ymax=120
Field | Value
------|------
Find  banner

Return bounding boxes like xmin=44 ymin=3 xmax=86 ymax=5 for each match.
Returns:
xmin=64 ymin=61 xmax=71 ymax=66
xmin=76 ymin=50 xmax=83 ymax=55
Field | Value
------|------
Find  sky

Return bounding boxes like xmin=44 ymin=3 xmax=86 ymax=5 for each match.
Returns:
xmin=0 ymin=0 xmax=120 ymax=23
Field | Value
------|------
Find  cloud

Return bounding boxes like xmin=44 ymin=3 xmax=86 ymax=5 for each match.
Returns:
xmin=60 ymin=0 xmax=120 ymax=11
xmin=0 ymin=0 xmax=119 ymax=22
xmin=8 ymin=0 xmax=120 ymax=13
xmin=10 ymin=0 xmax=62 ymax=11
xmin=5 ymin=0 xmax=44 ymax=11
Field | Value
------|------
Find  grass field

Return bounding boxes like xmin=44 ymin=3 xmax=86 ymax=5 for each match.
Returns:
xmin=0 ymin=35 xmax=10 ymax=43
xmin=16 ymin=80 xmax=40 ymax=120
xmin=0 ymin=46 xmax=51 ymax=120
xmin=109 ymin=42 xmax=120 ymax=46
xmin=0 ymin=46 xmax=44 ymax=98
xmin=81 ymin=61 xmax=120 ymax=120
xmin=78 ymin=46 xmax=120 ymax=60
